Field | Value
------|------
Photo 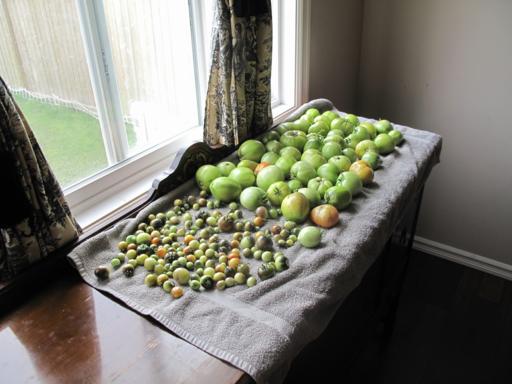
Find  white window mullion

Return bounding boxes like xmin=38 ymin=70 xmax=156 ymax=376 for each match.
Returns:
xmin=271 ymin=0 xmax=280 ymax=107
xmin=76 ymin=0 xmax=128 ymax=164
xmin=188 ymin=0 xmax=209 ymax=125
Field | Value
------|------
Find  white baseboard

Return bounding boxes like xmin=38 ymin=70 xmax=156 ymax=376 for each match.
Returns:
xmin=413 ymin=236 xmax=512 ymax=281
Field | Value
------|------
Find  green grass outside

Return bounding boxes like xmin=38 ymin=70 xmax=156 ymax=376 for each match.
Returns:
xmin=14 ymin=94 xmax=136 ymax=188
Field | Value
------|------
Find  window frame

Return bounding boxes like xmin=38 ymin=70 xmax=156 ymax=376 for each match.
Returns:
xmin=68 ymin=0 xmax=311 ymax=229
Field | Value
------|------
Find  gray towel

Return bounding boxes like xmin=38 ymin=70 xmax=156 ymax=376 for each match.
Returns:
xmin=68 ymin=99 xmax=442 ymax=383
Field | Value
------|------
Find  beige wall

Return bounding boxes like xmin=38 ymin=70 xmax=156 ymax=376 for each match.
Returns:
xmin=309 ymin=0 xmax=364 ymax=112
xmin=357 ymin=0 xmax=512 ymax=263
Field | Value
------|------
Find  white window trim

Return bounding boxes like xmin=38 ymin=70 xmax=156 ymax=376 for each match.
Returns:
xmin=76 ymin=0 xmax=129 ymax=164
xmin=72 ymin=0 xmax=311 ymax=230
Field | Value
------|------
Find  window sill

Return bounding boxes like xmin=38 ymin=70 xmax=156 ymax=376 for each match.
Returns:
xmin=74 ymin=168 xmax=163 ymax=230
xmin=72 ymin=127 xmax=203 ymax=230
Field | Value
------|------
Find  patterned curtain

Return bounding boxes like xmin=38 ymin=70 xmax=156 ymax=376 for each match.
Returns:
xmin=204 ymin=0 xmax=273 ymax=147
xmin=0 ymin=77 xmax=81 ymax=281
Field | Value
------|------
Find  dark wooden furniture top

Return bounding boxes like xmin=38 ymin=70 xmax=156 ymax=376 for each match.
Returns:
xmin=0 ymin=264 xmax=247 ymax=384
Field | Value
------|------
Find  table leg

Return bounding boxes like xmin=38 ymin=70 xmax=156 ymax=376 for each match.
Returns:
xmin=381 ymin=186 xmax=425 ymax=342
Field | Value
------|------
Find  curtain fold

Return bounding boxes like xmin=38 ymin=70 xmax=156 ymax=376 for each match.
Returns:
xmin=0 ymin=77 xmax=81 ymax=281
xmin=203 ymin=0 xmax=273 ymax=147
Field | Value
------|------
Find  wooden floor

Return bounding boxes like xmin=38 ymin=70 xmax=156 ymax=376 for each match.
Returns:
xmin=348 ymin=251 xmax=512 ymax=384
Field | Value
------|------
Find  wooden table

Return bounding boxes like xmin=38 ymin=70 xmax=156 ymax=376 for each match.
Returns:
xmin=0 ymin=103 xmax=432 ymax=382
xmin=0 ymin=187 xmax=421 ymax=384
xmin=0 ymin=266 xmax=248 ymax=384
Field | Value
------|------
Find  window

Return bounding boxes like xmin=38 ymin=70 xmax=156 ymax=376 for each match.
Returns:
xmin=0 ymin=0 xmax=309 ymax=227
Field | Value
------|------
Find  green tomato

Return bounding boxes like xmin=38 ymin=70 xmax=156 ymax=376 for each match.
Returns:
xmin=324 ymin=185 xmax=352 ymax=210
xmin=260 ymin=130 xmax=280 ymax=143
xmin=275 ymin=122 xmax=295 ymax=135
xmin=316 ymin=163 xmax=339 ymax=184
xmin=374 ymin=133 xmax=396 ymax=155
xmin=239 ymin=187 xmax=267 ymax=211
xmin=269 ymin=208 xmax=279 ymax=219
xmin=189 ymin=279 xmax=201 ymax=291
xmin=229 ymin=167 xmax=255 ymax=188
xmin=217 ymin=161 xmax=236 ymax=176
xmin=279 ymin=146 xmax=302 ymax=161
xmin=281 ymin=192 xmax=310 ymax=223
xmin=388 ymin=129 xmax=404 ymax=145
xmin=136 ymin=232 xmax=151 ymax=245
xmin=267 ymin=181 xmax=292 ymax=207
xmin=322 ymin=110 xmax=339 ymax=122
xmin=126 ymin=235 xmax=137 ymax=244
xmin=238 ymin=140 xmax=266 ymax=162
xmin=200 ymin=275 xmax=214 ymax=289
xmin=258 ymin=263 xmax=276 ymax=280
xmin=353 ymin=125 xmax=371 ymax=140
xmin=256 ymin=165 xmax=285 ymax=191
xmin=345 ymin=114 xmax=360 ymax=126
xmin=195 ymin=164 xmax=221 ymax=192
xmin=358 ymin=122 xmax=377 ymax=139
xmin=288 ymin=179 xmax=303 ymax=192
xmin=234 ymin=272 xmax=247 ymax=284
xmin=323 ymin=134 xmax=345 ymax=146
xmin=156 ymin=273 xmax=169 ymax=286
xmin=307 ymin=177 xmax=333 ymax=197
xmin=304 ymin=138 xmax=323 ymax=151
xmin=275 ymin=155 xmax=296 ymax=175
xmin=330 ymin=117 xmax=345 ymax=132
xmin=261 ymin=151 xmax=280 ymax=165
xmin=262 ymin=251 xmax=273 ymax=263
xmin=332 ymin=118 xmax=355 ymax=136
xmin=300 ymin=114 xmax=314 ymax=125
xmin=298 ymin=187 xmax=321 ymax=208
xmin=327 ymin=128 xmax=344 ymax=137
xmin=162 ymin=279 xmax=176 ymax=292
xmin=314 ymin=115 xmax=331 ymax=126
xmin=305 ymin=108 xmax=320 ymax=119
xmin=240 ymin=236 xmax=255 ymax=249
xmin=308 ymin=121 xmax=329 ymax=136
xmin=292 ymin=119 xmax=311 ymax=133
xmin=298 ymin=226 xmax=322 ymax=248
xmin=275 ymin=255 xmax=290 ymax=272
xmin=237 ymin=159 xmax=258 ymax=171
xmin=144 ymin=257 xmax=157 ymax=271
xmin=136 ymin=254 xmax=148 ymax=266
xmin=280 ymin=130 xmax=308 ymax=151
xmin=172 ymin=268 xmax=190 ymax=285
xmin=355 ymin=139 xmax=378 ymax=159
xmin=265 ymin=140 xmax=283 ymax=154
xmin=374 ymin=119 xmax=393 ymax=134
xmin=336 ymin=171 xmax=363 ymax=196
xmin=344 ymin=133 xmax=363 ymax=149
xmin=210 ymin=177 xmax=242 ymax=203
xmin=301 ymin=150 xmax=327 ymax=170
xmin=361 ymin=151 xmax=381 ymax=170
xmin=342 ymin=148 xmax=358 ymax=163
xmin=328 ymin=155 xmax=352 ymax=173
xmin=321 ymin=141 xmax=344 ymax=160
xmin=144 ymin=274 xmax=157 ymax=287
xmin=290 ymin=161 xmax=317 ymax=185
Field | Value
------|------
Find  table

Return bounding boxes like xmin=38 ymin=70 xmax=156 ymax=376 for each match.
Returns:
xmin=0 ymin=99 xmax=441 ymax=383
xmin=0 ymin=266 xmax=248 ymax=384
xmin=0 ymin=188 xmax=424 ymax=384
